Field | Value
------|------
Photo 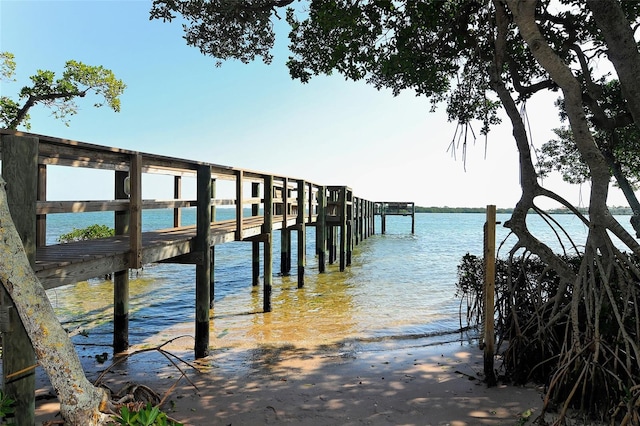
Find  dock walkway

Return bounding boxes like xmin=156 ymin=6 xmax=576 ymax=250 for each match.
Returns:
xmin=0 ymin=129 xmax=414 ymax=422
xmin=0 ymin=130 xmax=383 ymax=353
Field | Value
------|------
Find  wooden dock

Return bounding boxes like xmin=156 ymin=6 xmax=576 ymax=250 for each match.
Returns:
xmin=0 ymin=130 xmax=391 ymax=354
xmin=0 ymin=129 xmax=416 ymax=422
xmin=376 ymin=201 xmax=416 ymax=234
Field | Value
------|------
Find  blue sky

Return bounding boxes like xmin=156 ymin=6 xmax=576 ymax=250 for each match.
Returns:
xmin=0 ymin=0 xmax=631 ymax=208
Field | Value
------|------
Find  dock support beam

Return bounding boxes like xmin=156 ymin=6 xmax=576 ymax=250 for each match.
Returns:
xmin=1 ymin=135 xmax=37 ymax=425
xmin=36 ymin=164 xmax=46 ymax=247
xmin=281 ymin=178 xmax=291 ymax=276
xmin=195 ymin=165 xmax=212 ymax=359
xmin=210 ymin=178 xmax=216 ymax=306
xmin=129 ymin=154 xmax=143 ymax=269
xmin=346 ymin=191 xmax=352 ymax=266
xmin=263 ymin=176 xmax=274 ymax=312
xmin=252 ymin=182 xmax=261 ymax=287
xmin=173 ymin=176 xmax=182 ymax=227
xmin=381 ymin=211 xmax=387 ymax=234
xmin=316 ymin=186 xmax=326 ymax=273
xmin=297 ymin=180 xmax=306 ymax=288
xmin=114 ymin=170 xmax=130 ymax=353
xmin=371 ymin=201 xmax=375 ymax=236
xmin=339 ymin=187 xmax=347 ymax=272
xmin=411 ymin=203 xmax=416 ymax=234
xmin=235 ymin=170 xmax=244 ymax=241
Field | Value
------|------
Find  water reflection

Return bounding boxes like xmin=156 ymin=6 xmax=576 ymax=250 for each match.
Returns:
xmin=50 ymin=213 xmax=584 ymax=356
xmin=209 ymin=264 xmax=359 ymax=350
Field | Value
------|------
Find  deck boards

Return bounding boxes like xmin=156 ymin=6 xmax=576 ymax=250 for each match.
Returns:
xmin=34 ymin=215 xmax=299 ymax=289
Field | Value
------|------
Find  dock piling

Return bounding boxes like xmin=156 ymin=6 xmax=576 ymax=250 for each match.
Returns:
xmin=195 ymin=164 xmax=212 ymax=358
xmin=297 ymin=180 xmax=306 ymax=288
xmin=252 ymin=182 xmax=261 ymax=286
xmin=316 ymin=186 xmax=326 ymax=273
xmin=280 ymin=178 xmax=291 ymax=276
xmin=210 ymin=178 xmax=216 ymax=306
xmin=114 ymin=170 xmax=130 ymax=353
xmin=1 ymin=135 xmax=37 ymax=425
xmin=263 ymin=175 xmax=274 ymax=312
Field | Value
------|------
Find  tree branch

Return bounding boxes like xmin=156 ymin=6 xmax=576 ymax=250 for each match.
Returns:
xmin=10 ymin=90 xmax=84 ymax=129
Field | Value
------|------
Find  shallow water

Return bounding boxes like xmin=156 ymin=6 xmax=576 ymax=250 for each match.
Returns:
xmin=43 ymin=210 xmax=634 ymax=356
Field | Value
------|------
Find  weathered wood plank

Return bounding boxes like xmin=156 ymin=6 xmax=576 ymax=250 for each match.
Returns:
xmin=297 ymin=180 xmax=306 ymax=289
xmin=235 ymin=170 xmax=243 ymax=241
xmin=263 ymin=175 xmax=274 ymax=313
xmin=1 ymin=135 xmax=37 ymax=425
xmin=114 ymin=169 xmax=130 ymax=353
xmin=129 ymin=154 xmax=143 ymax=269
xmin=173 ymin=176 xmax=182 ymax=227
xmin=37 ymin=164 xmax=47 ymax=247
xmin=195 ymin=164 xmax=212 ymax=358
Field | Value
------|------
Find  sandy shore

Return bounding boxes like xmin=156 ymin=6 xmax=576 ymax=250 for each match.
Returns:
xmin=34 ymin=337 xmax=548 ymax=425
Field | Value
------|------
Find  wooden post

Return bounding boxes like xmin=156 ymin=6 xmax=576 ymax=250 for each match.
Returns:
xmin=113 ymin=170 xmax=130 ymax=353
xmin=252 ymin=182 xmax=260 ymax=287
xmin=362 ymin=199 xmax=366 ymax=240
xmin=235 ymin=170 xmax=244 ymax=241
xmin=210 ymin=178 xmax=216 ymax=306
xmin=36 ymin=164 xmax=46 ymax=247
xmin=281 ymin=228 xmax=291 ymax=275
xmin=353 ymin=198 xmax=359 ymax=246
xmin=129 ymin=154 xmax=142 ymax=269
xmin=411 ymin=202 xmax=416 ymax=234
xmin=297 ymin=180 xmax=306 ymax=288
xmin=1 ymin=135 xmax=37 ymax=425
xmin=328 ymin=226 xmax=336 ymax=264
xmin=308 ymin=183 xmax=314 ymax=225
xmin=346 ymin=190 xmax=353 ymax=266
xmin=281 ymin=178 xmax=291 ymax=276
xmin=381 ymin=203 xmax=387 ymax=235
xmin=211 ymin=177 xmax=217 ymax=222
xmin=315 ymin=188 xmax=321 ymax=253
xmin=209 ymin=247 xmax=215 ymax=309
xmin=317 ymin=186 xmax=326 ymax=273
xmin=173 ymin=176 xmax=182 ymax=227
xmin=484 ymin=204 xmax=497 ymax=386
xmin=355 ymin=197 xmax=361 ymax=245
xmin=369 ymin=201 xmax=373 ymax=236
xmin=339 ymin=187 xmax=347 ymax=272
xmin=263 ymin=175 xmax=274 ymax=312
xmin=195 ymin=164 xmax=212 ymax=358
xmin=371 ymin=201 xmax=375 ymax=236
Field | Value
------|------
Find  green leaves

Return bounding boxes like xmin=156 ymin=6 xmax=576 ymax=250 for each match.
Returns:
xmin=0 ymin=52 xmax=16 ymax=81
xmin=0 ymin=389 xmax=16 ymax=423
xmin=111 ymin=403 xmax=182 ymax=426
xmin=0 ymin=52 xmax=126 ymax=130
xmin=63 ymin=60 xmax=125 ymax=111
xmin=58 ymin=224 xmax=115 ymax=243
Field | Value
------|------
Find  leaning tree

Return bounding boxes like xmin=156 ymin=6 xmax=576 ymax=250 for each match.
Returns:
xmin=151 ymin=0 xmax=640 ymax=422
xmin=0 ymin=54 xmax=125 ymax=424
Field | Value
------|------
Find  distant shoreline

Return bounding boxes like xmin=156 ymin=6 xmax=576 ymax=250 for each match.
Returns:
xmin=415 ymin=206 xmax=634 ymax=215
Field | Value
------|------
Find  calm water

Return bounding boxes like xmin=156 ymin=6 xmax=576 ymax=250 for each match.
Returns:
xmin=43 ymin=210 xmax=634 ymax=354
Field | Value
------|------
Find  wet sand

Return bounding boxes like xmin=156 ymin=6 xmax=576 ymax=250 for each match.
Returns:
xmin=35 ymin=338 xmax=546 ymax=425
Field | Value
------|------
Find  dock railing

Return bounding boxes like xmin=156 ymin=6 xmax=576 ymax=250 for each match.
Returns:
xmin=375 ymin=201 xmax=416 ymax=234
xmin=0 ymin=128 xmax=410 ymax=421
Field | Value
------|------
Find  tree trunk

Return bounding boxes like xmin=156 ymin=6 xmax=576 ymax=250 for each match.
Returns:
xmin=490 ymin=0 xmax=576 ymax=287
xmin=505 ymin=0 xmax=612 ymax=241
xmin=587 ymin=0 xmax=640 ymax=238
xmin=0 ymin=176 xmax=109 ymax=425
xmin=587 ymin=0 xmax=640 ymax=133
xmin=503 ymin=1 xmax=640 ymax=421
